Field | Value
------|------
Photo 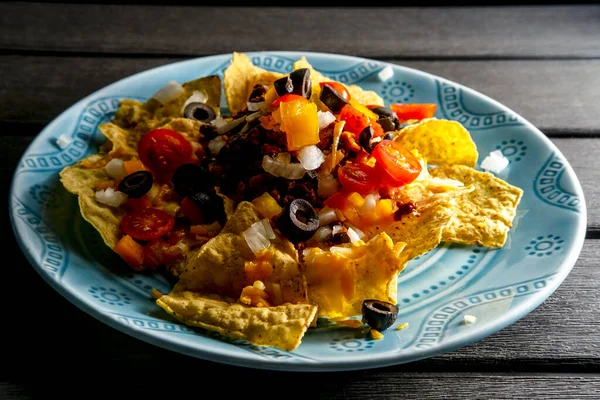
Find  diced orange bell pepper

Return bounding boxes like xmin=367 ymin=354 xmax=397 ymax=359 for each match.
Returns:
xmin=279 ymin=99 xmax=320 ymax=151
xmin=123 ymin=159 xmax=147 ymax=175
xmin=113 ymin=235 xmax=144 ymax=271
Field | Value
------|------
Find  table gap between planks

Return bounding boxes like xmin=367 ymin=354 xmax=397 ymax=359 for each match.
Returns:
xmin=1 ymin=3 xmax=599 ymax=398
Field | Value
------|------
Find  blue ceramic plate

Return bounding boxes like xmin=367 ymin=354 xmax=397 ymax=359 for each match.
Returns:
xmin=9 ymin=51 xmax=587 ymax=372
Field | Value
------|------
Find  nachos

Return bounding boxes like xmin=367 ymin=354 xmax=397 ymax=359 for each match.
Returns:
xmin=59 ymin=52 xmax=523 ymax=351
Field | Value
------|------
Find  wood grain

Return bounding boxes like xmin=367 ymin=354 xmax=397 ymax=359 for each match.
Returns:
xmin=1 ymin=55 xmax=600 ymax=133
xmin=2 ymin=4 xmax=600 ymax=58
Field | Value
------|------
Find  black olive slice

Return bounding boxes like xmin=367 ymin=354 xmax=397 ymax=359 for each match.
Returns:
xmin=118 ymin=170 xmax=153 ymax=198
xmin=358 ymin=125 xmax=374 ymax=152
xmin=377 ymin=117 xmax=396 ymax=132
xmin=369 ymin=106 xmax=396 ymax=120
xmin=383 ymin=132 xmax=394 ymax=141
xmin=289 ymin=68 xmax=312 ymax=99
xmin=189 ymin=191 xmax=226 ymax=224
xmin=171 ymin=163 xmax=215 ymax=198
xmin=183 ymin=102 xmax=217 ymax=123
xmin=277 ymin=199 xmax=319 ymax=243
xmin=274 ymin=76 xmax=293 ymax=96
xmin=331 ymin=231 xmax=350 ymax=244
xmin=362 ymin=299 xmax=399 ymax=331
xmin=320 ymin=84 xmax=349 ymax=114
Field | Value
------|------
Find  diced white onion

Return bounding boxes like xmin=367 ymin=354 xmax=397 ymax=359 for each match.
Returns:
xmin=181 ymin=90 xmax=208 ymax=113
xmin=262 ymin=155 xmax=306 ymax=180
xmin=261 ymin=219 xmax=276 ymax=240
xmin=275 ymin=152 xmax=291 ymax=164
xmin=317 ymin=172 xmax=340 ymax=198
xmin=363 ymin=193 xmax=380 ymax=212
xmin=347 ymin=224 xmax=366 ymax=240
xmin=346 ymin=227 xmax=361 ymax=243
xmin=95 ymin=187 xmax=128 ymax=207
xmin=317 ymin=110 xmax=336 ymax=130
xmin=377 ymin=65 xmax=394 ymax=82
xmin=297 ymin=145 xmax=325 ymax=171
xmin=463 ymin=315 xmax=477 ymax=325
xmin=216 ymin=116 xmax=246 ymax=135
xmin=55 ymin=134 xmax=72 ymax=150
xmin=245 ymin=110 xmax=263 ymax=122
xmin=105 ymin=158 xmax=127 ymax=179
xmin=210 ymin=116 xmax=228 ymax=129
xmin=151 ymin=80 xmax=185 ymax=104
xmin=247 ymin=101 xmax=265 ymax=112
xmin=312 ymin=226 xmax=333 ymax=242
xmin=332 ymin=224 xmax=344 ymax=236
xmin=243 ymin=220 xmax=272 ymax=255
xmin=253 ymin=280 xmax=266 ymax=291
xmin=208 ymin=136 xmax=227 ymax=155
xmin=318 ymin=207 xmax=338 ymax=227
xmin=481 ymin=150 xmax=509 ymax=173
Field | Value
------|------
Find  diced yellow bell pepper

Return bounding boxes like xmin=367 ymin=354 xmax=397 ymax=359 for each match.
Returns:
xmin=279 ymin=100 xmax=320 ymax=151
xmin=375 ymin=199 xmax=394 ymax=218
xmin=349 ymin=98 xmax=378 ymax=121
xmin=264 ymin=86 xmax=279 ymax=108
xmin=347 ymin=192 xmax=366 ymax=209
xmin=252 ymin=192 xmax=283 ymax=219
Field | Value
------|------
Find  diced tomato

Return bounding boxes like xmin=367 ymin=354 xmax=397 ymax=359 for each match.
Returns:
xmin=270 ymin=94 xmax=310 ymax=108
xmin=137 ymin=129 xmax=192 ymax=179
xmin=124 ymin=194 xmax=152 ymax=211
xmin=120 ymin=207 xmax=175 ymax=242
xmin=323 ymin=192 xmax=350 ymax=210
xmin=180 ymin=197 xmax=205 ymax=225
xmin=339 ymin=104 xmax=371 ymax=136
xmin=319 ymin=82 xmax=351 ymax=101
xmin=113 ymin=235 xmax=145 ymax=271
xmin=123 ymin=159 xmax=147 ymax=175
xmin=389 ymin=103 xmax=437 ymax=122
xmin=142 ymin=238 xmax=168 ymax=269
xmin=371 ymin=121 xmax=385 ymax=138
xmin=337 ymin=162 xmax=381 ymax=195
xmin=372 ymin=140 xmax=422 ymax=187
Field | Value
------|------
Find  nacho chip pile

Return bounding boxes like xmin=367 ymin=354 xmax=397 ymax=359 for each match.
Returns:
xmin=59 ymin=52 xmax=523 ymax=352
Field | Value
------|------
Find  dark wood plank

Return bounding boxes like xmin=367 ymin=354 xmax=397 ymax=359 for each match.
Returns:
xmin=1 ymin=4 xmax=600 ymax=58
xmin=2 ymin=55 xmax=600 ymax=133
xmin=1 ymin=373 xmax=598 ymax=399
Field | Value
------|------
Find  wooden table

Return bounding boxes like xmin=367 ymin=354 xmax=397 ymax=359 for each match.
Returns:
xmin=3 ymin=3 xmax=599 ymax=398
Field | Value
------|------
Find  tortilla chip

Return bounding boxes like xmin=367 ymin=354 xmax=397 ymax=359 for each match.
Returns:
xmin=378 ymin=200 xmax=456 ymax=261
xmin=156 ymin=291 xmax=317 ymax=351
xmin=293 ymin=56 xmax=384 ymax=107
xmin=396 ymin=119 xmax=478 ymax=167
xmin=150 ymin=75 xmax=222 ymax=120
xmin=224 ymin=52 xmax=284 ymax=114
xmin=302 ymin=233 xmax=407 ymax=319
xmin=175 ymin=202 xmax=309 ymax=305
xmin=429 ymin=165 xmax=524 ymax=247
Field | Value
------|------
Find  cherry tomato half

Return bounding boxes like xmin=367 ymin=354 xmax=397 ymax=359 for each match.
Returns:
xmin=271 ymin=93 xmax=310 ymax=108
xmin=337 ymin=162 xmax=381 ymax=195
xmin=372 ymin=140 xmax=422 ymax=187
xmin=137 ymin=129 xmax=192 ymax=178
xmin=120 ymin=207 xmax=175 ymax=242
xmin=319 ymin=82 xmax=351 ymax=101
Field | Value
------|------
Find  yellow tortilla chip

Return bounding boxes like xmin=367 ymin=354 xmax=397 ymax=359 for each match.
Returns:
xmin=396 ymin=119 xmax=478 ymax=167
xmin=156 ymin=291 xmax=317 ymax=351
xmin=429 ymin=165 xmax=524 ymax=247
xmin=293 ymin=56 xmax=384 ymax=107
xmin=175 ymin=202 xmax=309 ymax=305
xmin=224 ymin=52 xmax=284 ymax=114
xmin=302 ymin=233 xmax=407 ymax=319
xmin=149 ymin=75 xmax=222 ymax=120
xmin=378 ymin=200 xmax=456 ymax=261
